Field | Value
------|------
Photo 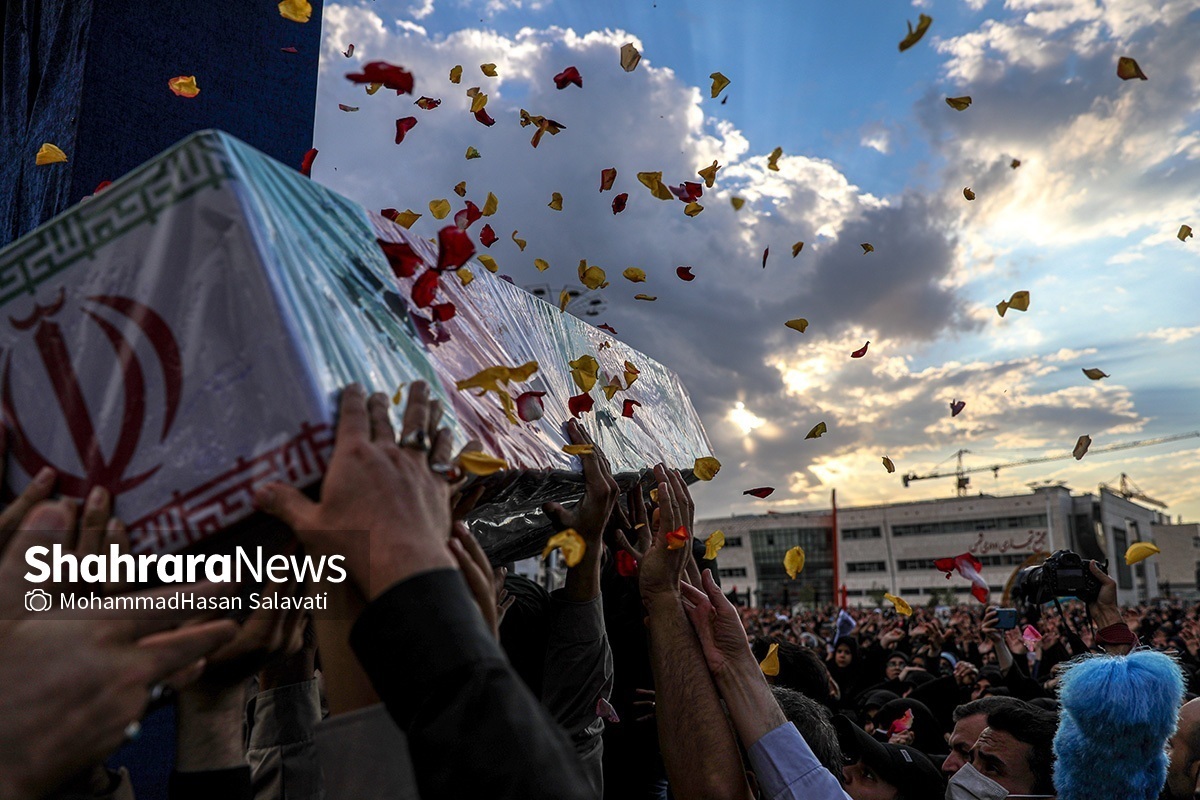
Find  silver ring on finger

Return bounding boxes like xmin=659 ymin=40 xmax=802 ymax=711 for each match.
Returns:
xmin=398 ymin=429 xmax=430 ymax=451
xmin=123 ymin=720 xmax=142 ymax=742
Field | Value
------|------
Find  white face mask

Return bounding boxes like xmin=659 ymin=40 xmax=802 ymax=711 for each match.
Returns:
xmin=945 ymin=763 xmax=1057 ymax=800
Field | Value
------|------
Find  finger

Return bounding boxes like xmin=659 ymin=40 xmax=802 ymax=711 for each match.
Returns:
xmin=452 ymin=484 xmax=486 ymax=521
xmin=613 ymin=529 xmax=640 ymax=560
xmin=450 ymin=537 xmax=494 ymax=617
xmin=542 ymin=501 xmax=570 ymax=531
xmin=497 ymin=594 xmax=516 ymax=616
xmin=667 ymin=469 xmax=693 ymax=529
xmin=701 ymin=569 xmax=737 ymax=614
xmin=430 ymin=427 xmax=455 ymax=470
xmin=134 ymin=619 xmax=239 ymax=682
xmin=399 ymin=381 xmax=431 ymax=442
xmin=634 ymin=688 xmax=656 ymax=697
xmin=254 ymin=482 xmax=318 ymax=531
xmin=0 ymin=466 xmax=57 ymax=541
xmin=77 ymin=485 xmax=111 ymax=557
xmin=679 ymin=580 xmax=710 ymax=609
xmin=367 ymin=392 xmax=397 ymax=445
xmin=427 ymin=398 xmax=444 ymax=439
xmin=454 ymin=521 xmax=493 ymax=575
xmin=335 ymin=383 xmax=370 ymax=443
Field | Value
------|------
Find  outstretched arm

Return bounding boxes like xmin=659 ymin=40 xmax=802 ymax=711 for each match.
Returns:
xmin=641 ymin=467 xmax=751 ymax=800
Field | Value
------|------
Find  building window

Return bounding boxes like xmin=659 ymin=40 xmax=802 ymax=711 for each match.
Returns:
xmin=846 ymin=560 xmax=887 ymax=573
xmin=891 ymin=514 xmax=1048 ymax=537
xmin=1112 ymin=528 xmax=1133 ymax=590
xmin=724 ymin=536 xmax=743 ymax=547
xmin=719 ymin=567 xmax=748 ymax=578
xmin=842 ymin=526 xmax=882 ymax=540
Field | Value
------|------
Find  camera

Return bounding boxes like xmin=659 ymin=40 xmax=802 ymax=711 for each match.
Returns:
xmin=1011 ymin=550 xmax=1106 ymax=606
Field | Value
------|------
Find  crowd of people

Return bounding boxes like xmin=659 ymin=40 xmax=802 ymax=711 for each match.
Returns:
xmin=1 ymin=381 xmax=1199 ymax=800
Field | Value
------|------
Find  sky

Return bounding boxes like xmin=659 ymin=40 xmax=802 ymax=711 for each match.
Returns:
xmin=306 ymin=0 xmax=1200 ymax=523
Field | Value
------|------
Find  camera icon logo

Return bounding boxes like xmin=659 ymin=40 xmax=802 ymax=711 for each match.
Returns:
xmin=24 ymin=589 xmax=52 ymax=612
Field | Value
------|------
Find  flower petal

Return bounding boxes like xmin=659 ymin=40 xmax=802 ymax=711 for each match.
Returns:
xmin=612 ymin=193 xmax=628 ymax=214
xmin=861 ymin=243 xmax=874 ymax=254
xmin=1082 ymin=368 xmax=1109 ymax=380
xmin=516 ymin=390 xmax=546 ymax=422
xmin=481 ymin=63 xmax=498 ymax=77
xmin=622 ymin=399 xmax=641 ymax=418
xmin=299 ymin=148 xmax=317 ymax=176
xmin=709 ymin=71 xmax=730 ymax=98
xmin=478 ymin=254 xmax=498 ymax=273
xmin=437 ymin=225 xmax=475 ymax=270
xmin=480 ymin=224 xmax=498 ymax=248
xmin=460 ymin=451 xmax=509 ymax=476
xmin=676 ymin=266 xmax=695 ymax=281
xmin=882 ymin=456 xmax=896 ymax=473
xmin=430 ymin=199 xmax=451 ymax=219
xmin=950 ymin=399 xmax=966 ymax=417
xmin=1073 ymin=435 xmax=1092 ymax=460
xmin=549 ymin=192 xmax=563 ymax=211
xmin=623 ymin=267 xmax=646 ymax=283
xmin=693 ymin=456 xmax=722 ymax=481
xmin=898 ymin=13 xmax=933 ymax=51
xmin=785 ymin=318 xmax=809 ymax=333
xmin=512 ymin=231 xmax=527 ymax=251
xmin=553 ymin=66 xmax=583 ymax=89
xmin=666 ymin=525 xmax=689 ymax=550
xmin=767 ymin=146 xmax=783 ymax=171
xmin=792 ymin=242 xmax=804 ymax=257
xmin=412 ymin=269 xmax=440 ymax=307
xmin=534 ymin=258 xmax=550 ymax=272
xmin=633 ymin=294 xmax=657 ymax=301
xmin=851 ymin=341 xmax=870 ymax=358
xmin=449 ymin=65 xmax=462 ymax=83
xmin=600 ymin=168 xmax=617 ymax=191
xmin=1117 ymin=56 xmax=1148 ymax=81
xmin=698 ymin=160 xmax=721 ymax=188
xmin=805 ymin=422 xmax=827 ymax=439
xmin=884 ymin=593 xmax=912 ymax=616
xmin=784 ymin=546 xmax=806 ymax=579
xmin=482 ymin=192 xmax=499 ymax=216
xmin=168 ymin=75 xmax=200 ymax=98
xmin=760 ymin=642 xmax=780 ymax=676
xmin=277 ymin=0 xmax=312 ymax=22
xmin=465 ymin=146 xmax=481 ymax=160
xmin=945 ymin=96 xmax=972 ymax=110
xmin=568 ymin=392 xmax=595 ymax=417
xmin=963 ymin=187 xmax=976 ymax=201
xmin=704 ymin=531 xmax=725 ymax=560
xmin=620 ymin=42 xmax=641 ymax=72
xmin=743 ymin=487 xmax=774 ymax=498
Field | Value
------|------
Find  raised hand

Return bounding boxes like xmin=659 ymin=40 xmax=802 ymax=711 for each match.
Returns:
xmin=680 ymin=570 xmax=753 ymax=678
xmin=542 ymin=420 xmax=619 ymax=548
xmin=450 ymin=522 xmax=509 ymax=640
xmin=637 ymin=464 xmax=690 ymax=602
xmin=255 ymin=382 xmax=457 ymax=599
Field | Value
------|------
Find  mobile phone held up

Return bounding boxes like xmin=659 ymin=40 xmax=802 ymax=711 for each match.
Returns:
xmin=996 ymin=608 xmax=1018 ymax=630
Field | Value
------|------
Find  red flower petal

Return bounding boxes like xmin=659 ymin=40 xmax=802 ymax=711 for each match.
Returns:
xmin=412 ymin=312 xmax=450 ymax=346
xmin=437 ymin=225 xmax=475 ymax=270
xmin=453 ymin=201 xmax=482 ymax=230
xmin=516 ymin=390 xmax=546 ymax=422
xmin=676 ymin=266 xmax=695 ymax=281
xmin=412 ymin=269 xmax=440 ymax=307
xmin=553 ymin=66 xmax=583 ymax=89
xmin=666 ymin=525 xmax=689 ymax=549
xmin=395 ymin=116 xmax=419 ymax=144
xmin=480 ymin=224 xmax=498 ymax=248
xmin=950 ymin=399 xmax=966 ymax=417
xmin=377 ymin=238 xmax=423 ymax=278
xmin=473 ymin=108 xmax=496 ymax=126
xmin=93 ymin=180 xmax=112 ymax=194
xmin=568 ymin=392 xmax=595 ymax=417
xmin=415 ymin=96 xmax=442 ymax=109
xmin=612 ymin=193 xmax=628 ymax=214
xmin=300 ymin=148 xmax=318 ymax=177
xmin=622 ymin=399 xmax=641 ymax=418
xmin=668 ymin=182 xmax=703 ymax=203
xmin=281 ymin=46 xmax=299 ymax=53
xmin=616 ymin=549 xmax=638 ymax=577
xmin=431 ymin=302 xmax=457 ymax=322
xmin=762 ymin=247 xmax=770 ymax=269
xmin=598 ymin=323 xmax=619 ymax=335
xmin=600 ymin=168 xmax=617 ymax=192
xmin=743 ymin=487 xmax=775 ymax=498
xmin=851 ymin=341 xmax=870 ymax=358
xmin=346 ymin=61 xmax=415 ymax=94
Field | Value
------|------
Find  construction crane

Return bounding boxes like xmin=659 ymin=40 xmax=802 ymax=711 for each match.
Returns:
xmin=901 ymin=431 xmax=1200 ymax=497
xmin=1099 ymin=473 xmax=1168 ymax=509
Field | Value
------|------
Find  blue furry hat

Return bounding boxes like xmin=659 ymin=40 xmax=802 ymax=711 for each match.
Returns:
xmin=1054 ymin=650 xmax=1184 ymax=800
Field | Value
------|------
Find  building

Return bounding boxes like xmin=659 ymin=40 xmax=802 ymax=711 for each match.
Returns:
xmin=1150 ymin=521 xmax=1200 ymax=600
xmin=695 ymin=484 xmax=1168 ymax=609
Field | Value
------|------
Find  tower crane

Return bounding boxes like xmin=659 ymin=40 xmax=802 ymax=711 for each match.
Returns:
xmin=1099 ymin=473 xmax=1168 ymax=509
xmin=901 ymin=431 xmax=1200 ymax=497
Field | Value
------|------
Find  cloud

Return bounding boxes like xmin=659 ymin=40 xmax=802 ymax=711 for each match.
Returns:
xmin=406 ymin=0 xmax=435 ymax=20
xmin=1139 ymin=325 xmax=1200 ymax=345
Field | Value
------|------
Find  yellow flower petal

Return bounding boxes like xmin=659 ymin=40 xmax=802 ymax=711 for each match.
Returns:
xmin=1125 ymin=541 xmax=1160 ymax=565
xmin=882 ymin=456 xmax=895 ymax=473
xmin=637 ymin=171 xmax=674 ymax=201
xmin=791 ymin=242 xmax=804 ymax=257
xmin=946 ymin=96 xmax=972 ymax=110
xmin=459 ymin=450 xmax=509 ymax=476
xmin=454 ymin=181 xmax=467 ymax=198
xmin=767 ymin=146 xmax=783 ymax=171
xmin=805 ymin=422 xmax=827 ymax=440
xmin=168 ymin=75 xmax=200 ymax=98
xmin=542 ymin=529 xmax=586 ymax=567
xmin=470 ymin=92 xmax=488 ymax=113
xmin=684 ymin=202 xmax=703 ymax=217
xmin=35 ymin=143 xmax=67 ymax=165
xmin=429 ymin=199 xmax=451 ymax=219
xmin=784 ymin=546 xmax=805 ymax=579
xmin=563 ymin=444 xmax=595 ymax=455
xmin=704 ymin=530 xmax=725 ymax=560
xmin=482 ymin=192 xmax=499 ymax=216
xmin=623 ymin=267 xmax=647 ymax=283
xmin=884 ymin=593 xmax=912 ymax=616
xmin=730 ymin=197 xmax=745 ymax=210
xmin=534 ymin=258 xmax=550 ymax=272
xmin=698 ymin=160 xmax=721 ymax=188
xmin=549 ymin=192 xmax=563 ymax=211
xmin=278 ymin=0 xmax=312 ymax=22
xmin=465 ymin=146 xmax=481 ymax=160
xmin=861 ymin=243 xmax=874 ymax=254
xmin=623 ymin=360 xmax=639 ymax=388
xmin=450 ymin=65 xmax=463 ymax=84
xmin=559 ymin=289 xmax=571 ymax=312
xmin=760 ymin=642 xmax=780 ymax=676
xmin=620 ymin=42 xmax=641 ymax=72
xmin=366 ymin=83 xmax=383 ymax=95
xmin=481 ymin=63 xmax=498 ymax=77
xmin=710 ymin=71 xmax=731 ymax=98
xmin=634 ymin=294 xmax=657 ymax=301
xmin=391 ymin=383 xmax=407 ymax=404
xmin=578 ymin=262 xmax=608 ymax=290
xmin=394 ymin=209 xmax=421 ymax=228
xmin=693 ymin=456 xmax=722 ymax=481
xmin=456 ymin=267 xmax=474 ymax=287
xmin=478 ymin=254 xmax=498 ymax=273
xmin=1178 ymin=224 xmax=1193 ymax=242
xmin=785 ymin=318 xmax=809 ymax=333
xmin=569 ymin=355 xmax=599 ymax=392
xmin=513 ymin=231 xmax=527 ymax=251
xmin=899 ymin=13 xmax=933 ymax=51
xmin=997 ymin=290 xmax=1030 ymax=317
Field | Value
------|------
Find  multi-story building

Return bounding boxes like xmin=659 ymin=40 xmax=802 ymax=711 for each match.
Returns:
xmin=1150 ymin=521 xmax=1200 ymax=600
xmin=695 ymin=485 xmax=1168 ymax=609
